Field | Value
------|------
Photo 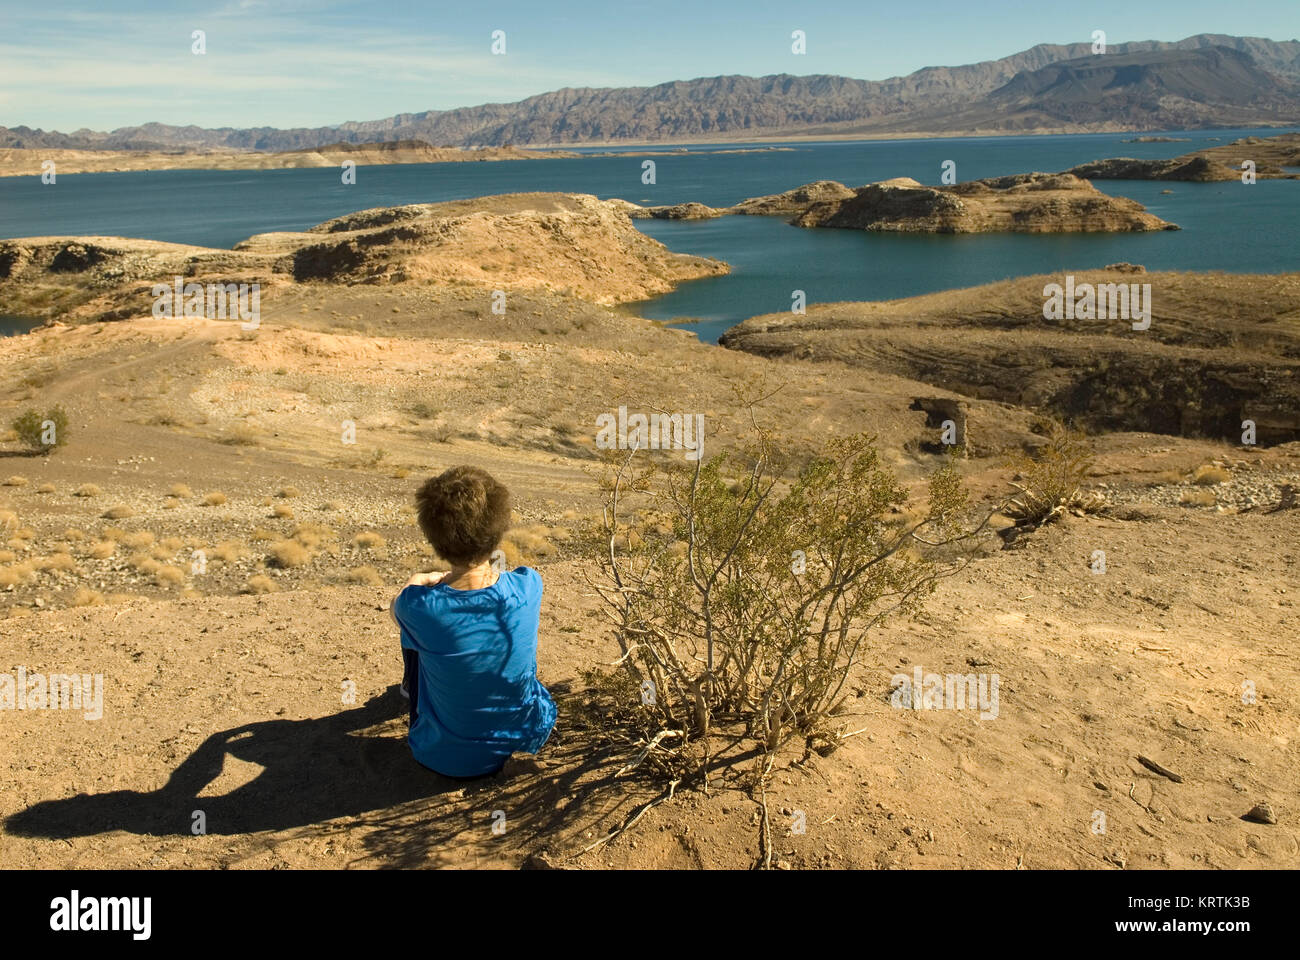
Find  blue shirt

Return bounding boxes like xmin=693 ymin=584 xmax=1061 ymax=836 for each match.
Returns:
xmin=392 ymin=567 xmax=556 ymax=777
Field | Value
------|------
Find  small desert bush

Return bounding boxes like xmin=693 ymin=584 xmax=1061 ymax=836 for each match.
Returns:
xmin=74 ymin=484 xmax=101 ymax=498
xmin=1192 ymin=464 xmax=1231 ymax=486
xmin=10 ymin=406 xmax=69 ymax=454
xmin=101 ymin=505 xmax=135 ymax=519
xmin=129 ymin=554 xmax=161 ymax=575
xmin=1180 ymin=488 xmax=1217 ymax=507
xmin=86 ymin=540 xmax=115 ymax=559
xmin=221 ymin=424 xmax=261 ymax=447
xmin=0 ymin=563 xmax=35 ymax=587
xmin=36 ymin=483 xmax=55 ymax=494
xmin=245 ymin=575 xmax=278 ymax=594
xmin=169 ymin=483 xmax=193 ymax=499
xmin=63 ymin=528 xmax=86 ymax=541
xmin=101 ymin=526 xmax=128 ymax=541
xmin=1005 ymin=422 xmax=1095 ymax=526
xmin=123 ymin=531 xmax=155 ymax=549
xmin=209 ymin=541 xmax=249 ymax=563
xmin=351 ymin=531 xmax=386 ymax=552
xmin=291 ymin=523 xmax=337 ymax=548
xmin=268 ymin=540 xmax=312 ymax=568
xmin=160 ymin=537 xmax=184 ymax=552
xmin=70 ymin=588 xmax=105 ymax=607
xmin=277 ymin=486 xmax=300 ymax=498
xmin=202 ymin=491 xmax=227 ymax=507
xmin=272 ymin=504 xmax=294 ymax=519
xmin=36 ymin=553 xmax=78 ymax=573
xmin=155 ymin=565 xmax=185 ymax=587
xmin=346 ymin=565 xmax=383 ymax=586
xmin=587 ymin=431 xmax=972 ymax=765
xmin=3 ymin=476 xmax=28 ymax=487
xmin=249 ymin=527 xmax=278 ymax=542
xmin=0 ymin=549 xmax=15 ymax=563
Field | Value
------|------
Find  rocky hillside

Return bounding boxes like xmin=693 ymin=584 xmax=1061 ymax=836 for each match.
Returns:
xmin=0 ymin=193 xmax=728 ymax=320
xmin=720 ymin=269 xmax=1300 ymax=446
xmin=4 ymin=35 xmax=1298 ymax=150
xmin=1065 ymin=132 xmax=1300 ymax=181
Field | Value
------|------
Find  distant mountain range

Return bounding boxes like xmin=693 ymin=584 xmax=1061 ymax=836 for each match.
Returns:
xmin=4 ymin=34 xmax=1299 ymax=151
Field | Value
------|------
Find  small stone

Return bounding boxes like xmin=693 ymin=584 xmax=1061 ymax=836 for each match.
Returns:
xmin=775 ymin=860 xmax=791 ymax=871
xmin=1243 ymin=801 xmax=1277 ymax=825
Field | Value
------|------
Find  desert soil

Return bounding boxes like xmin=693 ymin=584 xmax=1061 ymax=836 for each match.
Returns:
xmin=1 ymin=205 xmax=1297 ymax=869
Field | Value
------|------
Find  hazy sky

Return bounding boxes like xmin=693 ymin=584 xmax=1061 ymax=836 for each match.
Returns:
xmin=2 ymin=0 xmax=1298 ymax=131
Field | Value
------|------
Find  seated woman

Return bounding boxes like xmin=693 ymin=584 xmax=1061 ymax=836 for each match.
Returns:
xmin=391 ymin=465 xmax=555 ymax=778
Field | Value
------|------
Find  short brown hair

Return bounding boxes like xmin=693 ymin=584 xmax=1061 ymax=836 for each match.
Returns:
xmin=414 ymin=466 xmax=511 ymax=565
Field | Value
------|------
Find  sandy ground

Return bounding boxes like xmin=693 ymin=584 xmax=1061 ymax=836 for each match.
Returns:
xmin=1 ymin=283 xmax=1297 ymax=869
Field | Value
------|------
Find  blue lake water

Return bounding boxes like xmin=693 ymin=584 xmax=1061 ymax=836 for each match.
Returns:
xmin=1 ymin=127 xmax=1296 ymax=342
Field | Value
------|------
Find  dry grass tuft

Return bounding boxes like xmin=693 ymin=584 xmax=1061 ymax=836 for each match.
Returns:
xmin=169 ymin=483 xmax=193 ymax=498
xmin=86 ymin=540 xmax=115 ymax=559
xmin=268 ymin=540 xmax=313 ymax=568
xmin=123 ymin=531 xmax=155 ymax=549
xmin=155 ymin=565 xmax=185 ymax=587
xmin=3 ymin=476 xmax=29 ymax=487
xmin=101 ymin=505 xmax=135 ymax=519
xmin=245 ymin=574 xmax=278 ymax=594
xmin=70 ymin=588 xmax=105 ymax=607
xmin=1179 ymin=488 xmax=1217 ymax=507
xmin=277 ymin=486 xmax=301 ymax=498
xmin=351 ymin=531 xmax=387 ymax=552
xmin=1192 ymin=464 xmax=1231 ymax=486
xmin=74 ymin=484 xmax=101 ymax=497
xmin=346 ymin=565 xmax=383 ymax=586
xmin=209 ymin=541 xmax=249 ymax=563
xmin=202 ymin=491 xmax=227 ymax=507
xmin=272 ymin=504 xmax=295 ymax=519
xmin=36 ymin=483 xmax=56 ymax=494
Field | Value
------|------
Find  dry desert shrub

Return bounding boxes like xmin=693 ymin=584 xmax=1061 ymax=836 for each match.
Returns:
xmin=346 ymin=565 xmax=383 ymax=586
xmin=351 ymin=531 xmax=386 ymax=552
xmin=123 ymin=531 xmax=155 ymax=549
xmin=209 ymin=541 xmax=249 ymax=563
xmin=129 ymin=554 xmax=161 ymax=575
xmin=1180 ymin=488 xmax=1217 ymax=507
xmin=155 ymin=566 xmax=185 ymax=587
xmin=169 ymin=483 xmax=193 ymax=498
xmin=502 ymin=525 xmax=559 ymax=562
xmin=102 ymin=505 xmax=135 ymax=519
xmin=35 ymin=553 xmax=78 ymax=573
xmin=1192 ymin=464 xmax=1231 ymax=485
xmin=277 ymin=486 xmax=300 ymax=498
xmin=163 ymin=498 xmax=180 ymax=510
xmin=585 ymin=430 xmax=975 ymax=777
xmin=268 ymin=540 xmax=312 ymax=568
xmin=202 ymin=492 xmax=227 ymax=507
xmin=63 ymin=528 xmax=86 ymax=541
xmin=321 ymin=500 xmax=344 ymax=512
xmin=149 ymin=544 xmax=176 ymax=562
xmin=70 ymin=588 xmax=105 ymax=607
xmin=291 ymin=523 xmax=337 ymax=549
xmin=100 ymin=526 xmax=128 ymax=541
xmin=245 ymin=575 xmax=278 ymax=594
xmin=36 ymin=483 xmax=56 ymax=494
xmin=74 ymin=484 xmax=101 ymax=497
xmin=160 ymin=537 xmax=184 ymax=552
xmin=4 ymin=476 xmax=29 ymax=487
xmin=86 ymin=540 xmax=115 ymax=559
xmin=273 ymin=504 xmax=295 ymax=519
xmin=249 ymin=527 xmax=278 ymax=542
xmin=221 ymin=424 xmax=262 ymax=446
xmin=0 ymin=549 xmax=15 ymax=563
xmin=0 ymin=563 xmax=35 ymax=587
xmin=1005 ymin=422 xmax=1096 ymax=526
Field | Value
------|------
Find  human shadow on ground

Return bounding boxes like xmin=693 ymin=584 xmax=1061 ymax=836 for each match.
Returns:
xmin=6 ymin=686 xmax=464 ymax=839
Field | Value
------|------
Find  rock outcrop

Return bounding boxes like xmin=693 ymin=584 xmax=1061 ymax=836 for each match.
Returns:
xmin=720 ymin=270 xmax=1300 ymax=445
xmin=792 ymin=173 xmax=1176 ymax=233
xmin=0 ymin=193 xmax=729 ymax=321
